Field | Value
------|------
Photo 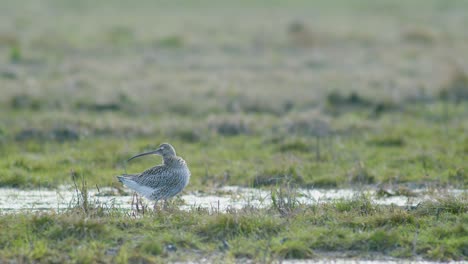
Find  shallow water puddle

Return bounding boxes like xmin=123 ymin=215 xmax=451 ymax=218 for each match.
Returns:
xmin=0 ymin=186 xmax=464 ymax=213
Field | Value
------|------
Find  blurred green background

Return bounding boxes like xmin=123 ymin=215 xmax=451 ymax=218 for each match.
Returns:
xmin=0 ymin=0 xmax=466 ymax=189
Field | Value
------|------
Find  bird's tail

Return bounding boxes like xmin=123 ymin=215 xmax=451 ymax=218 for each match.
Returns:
xmin=116 ymin=175 xmax=139 ymax=190
xmin=117 ymin=174 xmax=135 ymax=183
xmin=116 ymin=175 xmax=154 ymax=199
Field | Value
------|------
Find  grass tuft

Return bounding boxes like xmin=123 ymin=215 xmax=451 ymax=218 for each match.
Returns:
xmin=439 ymin=69 xmax=468 ymax=103
xmin=253 ymin=167 xmax=303 ymax=187
xmin=367 ymin=135 xmax=405 ymax=147
xmin=158 ymin=35 xmax=184 ymax=48
xmin=137 ymin=239 xmax=163 ymax=256
xmin=197 ymin=213 xmax=281 ymax=240
xmin=415 ymin=195 xmax=467 ymax=216
xmin=348 ymin=162 xmax=375 ymax=184
xmin=334 ymin=194 xmax=375 ymax=215
xmin=274 ymin=239 xmax=315 ymax=259
xmin=207 ymin=115 xmax=251 ymax=136
xmin=368 ymin=230 xmax=400 ymax=251
xmin=9 ymin=45 xmax=21 ymax=63
xmin=271 ymin=183 xmax=301 ymax=217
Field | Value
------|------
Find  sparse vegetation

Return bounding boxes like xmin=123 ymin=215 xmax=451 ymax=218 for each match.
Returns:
xmin=0 ymin=191 xmax=465 ymax=263
xmin=0 ymin=0 xmax=467 ymax=262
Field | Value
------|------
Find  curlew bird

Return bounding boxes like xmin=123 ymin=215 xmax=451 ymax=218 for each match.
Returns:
xmin=117 ymin=143 xmax=190 ymax=211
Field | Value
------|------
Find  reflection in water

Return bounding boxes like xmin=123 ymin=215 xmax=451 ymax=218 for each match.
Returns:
xmin=0 ymin=186 xmax=465 ymax=213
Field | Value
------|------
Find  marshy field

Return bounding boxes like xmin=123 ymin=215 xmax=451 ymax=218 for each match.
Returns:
xmin=0 ymin=0 xmax=467 ymax=263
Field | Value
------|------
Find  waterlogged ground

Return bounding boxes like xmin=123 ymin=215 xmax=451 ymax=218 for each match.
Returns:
xmin=0 ymin=0 xmax=467 ymax=262
xmin=0 ymin=186 xmax=465 ymax=213
xmin=1 ymin=185 xmax=466 ymax=262
xmin=0 ymin=187 xmax=466 ymax=263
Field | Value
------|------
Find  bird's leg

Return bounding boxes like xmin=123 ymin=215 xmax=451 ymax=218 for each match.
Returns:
xmin=136 ymin=195 xmax=141 ymax=213
xmin=163 ymin=199 xmax=168 ymax=210
xmin=132 ymin=193 xmax=145 ymax=214
xmin=131 ymin=192 xmax=137 ymax=212
xmin=153 ymin=200 xmax=159 ymax=212
xmin=139 ymin=195 xmax=146 ymax=215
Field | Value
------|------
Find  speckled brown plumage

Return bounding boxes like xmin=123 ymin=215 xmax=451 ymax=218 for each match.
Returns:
xmin=117 ymin=143 xmax=190 ymax=208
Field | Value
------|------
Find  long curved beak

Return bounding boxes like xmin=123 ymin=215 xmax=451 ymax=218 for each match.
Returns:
xmin=128 ymin=149 xmax=160 ymax=162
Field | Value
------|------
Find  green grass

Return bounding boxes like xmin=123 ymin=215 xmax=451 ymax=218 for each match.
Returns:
xmin=0 ymin=106 xmax=466 ymax=189
xmin=0 ymin=194 xmax=466 ymax=263
xmin=0 ymin=0 xmax=467 ymax=261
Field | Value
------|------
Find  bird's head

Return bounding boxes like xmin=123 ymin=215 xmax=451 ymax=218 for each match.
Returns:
xmin=128 ymin=143 xmax=176 ymax=161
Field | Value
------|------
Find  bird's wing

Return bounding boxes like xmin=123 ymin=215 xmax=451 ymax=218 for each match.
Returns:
xmin=133 ymin=164 xmax=173 ymax=188
xmin=117 ymin=173 xmax=139 ymax=180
